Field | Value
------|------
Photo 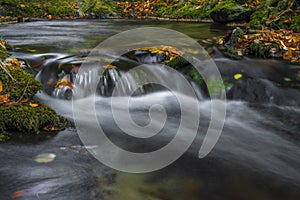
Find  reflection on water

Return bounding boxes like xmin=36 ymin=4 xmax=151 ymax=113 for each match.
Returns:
xmin=2 ymin=19 xmax=228 ymax=53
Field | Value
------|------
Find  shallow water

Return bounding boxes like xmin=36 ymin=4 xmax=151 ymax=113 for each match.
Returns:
xmin=0 ymin=19 xmax=300 ymax=200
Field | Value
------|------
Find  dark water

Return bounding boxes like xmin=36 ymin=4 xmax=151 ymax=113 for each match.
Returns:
xmin=0 ymin=19 xmax=227 ymax=53
xmin=0 ymin=19 xmax=300 ymax=200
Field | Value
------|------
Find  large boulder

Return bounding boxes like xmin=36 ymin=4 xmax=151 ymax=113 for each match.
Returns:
xmin=210 ymin=8 xmax=254 ymax=24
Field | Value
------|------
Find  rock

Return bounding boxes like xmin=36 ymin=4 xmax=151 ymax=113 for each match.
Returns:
xmin=210 ymin=8 xmax=254 ymax=24
xmin=227 ymin=78 xmax=300 ymax=107
xmin=98 ymin=66 xmax=122 ymax=97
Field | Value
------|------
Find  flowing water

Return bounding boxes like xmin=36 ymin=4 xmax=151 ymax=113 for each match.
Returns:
xmin=0 ymin=19 xmax=300 ymax=200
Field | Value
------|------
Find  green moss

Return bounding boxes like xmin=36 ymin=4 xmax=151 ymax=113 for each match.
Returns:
xmin=0 ymin=104 xmax=67 ymax=134
xmin=0 ymin=0 xmax=113 ymax=17
xmin=0 ymin=62 xmax=41 ymax=101
xmin=189 ymin=68 xmax=203 ymax=85
xmin=291 ymin=15 xmax=300 ymax=32
xmin=91 ymin=0 xmax=112 ymax=17
xmin=166 ymin=56 xmax=189 ymax=69
xmin=209 ymin=0 xmax=238 ymax=13
xmin=0 ymin=45 xmax=10 ymax=61
xmin=0 ymin=133 xmax=10 ymax=142
xmin=249 ymin=8 xmax=270 ymax=29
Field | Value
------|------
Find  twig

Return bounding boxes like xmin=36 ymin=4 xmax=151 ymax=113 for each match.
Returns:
xmin=16 ymin=81 xmax=29 ymax=103
xmin=0 ymin=61 xmax=16 ymax=81
xmin=271 ymin=9 xmax=293 ymax=23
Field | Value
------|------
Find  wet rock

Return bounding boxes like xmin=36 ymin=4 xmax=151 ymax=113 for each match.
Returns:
xmin=98 ymin=66 xmax=122 ymax=97
xmin=227 ymin=78 xmax=300 ymax=107
xmin=210 ymin=8 xmax=253 ymax=24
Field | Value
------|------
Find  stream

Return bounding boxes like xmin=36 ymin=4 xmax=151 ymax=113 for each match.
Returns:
xmin=0 ymin=19 xmax=300 ymax=200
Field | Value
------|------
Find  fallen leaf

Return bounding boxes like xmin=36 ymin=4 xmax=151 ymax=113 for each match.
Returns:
xmin=283 ymin=49 xmax=292 ymax=60
xmin=0 ymin=94 xmax=9 ymax=104
xmin=55 ymin=76 xmax=73 ymax=90
xmin=29 ymin=102 xmax=39 ymax=108
xmin=103 ymin=64 xmax=117 ymax=69
xmin=234 ymin=73 xmax=243 ymax=80
xmin=13 ymin=191 xmax=24 ymax=198
xmin=216 ymin=38 xmax=224 ymax=45
xmin=0 ymin=82 xmax=2 ymax=93
xmin=187 ymin=48 xmax=199 ymax=55
xmin=34 ymin=153 xmax=56 ymax=163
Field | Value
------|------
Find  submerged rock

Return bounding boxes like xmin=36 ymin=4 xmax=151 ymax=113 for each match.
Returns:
xmin=227 ymin=78 xmax=300 ymax=107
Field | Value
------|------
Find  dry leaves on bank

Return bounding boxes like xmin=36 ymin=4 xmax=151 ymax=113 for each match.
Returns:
xmin=228 ymin=27 xmax=300 ymax=62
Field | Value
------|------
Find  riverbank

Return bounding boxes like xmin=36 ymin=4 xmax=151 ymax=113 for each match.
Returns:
xmin=1 ymin=1 xmax=299 ymax=31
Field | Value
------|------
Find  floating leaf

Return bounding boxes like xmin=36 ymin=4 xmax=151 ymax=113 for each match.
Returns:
xmin=187 ymin=48 xmax=199 ymax=55
xmin=283 ymin=77 xmax=292 ymax=82
xmin=34 ymin=153 xmax=56 ymax=163
xmin=13 ymin=191 xmax=24 ymax=198
xmin=13 ymin=182 xmax=60 ymax=197
xmin=234 ymin=73 xmax=243 ymax=80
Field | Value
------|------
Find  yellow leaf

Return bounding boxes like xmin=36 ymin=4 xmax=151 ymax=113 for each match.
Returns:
xmin=216 ymin=38 xmax=224 ymax=45
xmin=187 ymin=48 xmax=199 ymax=55
xmin=20 ymin=4 xmax=26 ymax=8
xmin=29 ymin=102 xmax=39 ymax=108
xmin=0 ymin=82 xmax=2 ymax=93
xmin=55 ymin=76 xmax=74 ymax=90
xmin=234 ymin=73 xmax=243 ymax=80
xmin=34 ymin=153 xmax=56 ymax=163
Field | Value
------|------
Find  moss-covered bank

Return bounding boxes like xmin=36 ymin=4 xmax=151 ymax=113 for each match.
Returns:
xmin=1 ymin=1 xmax=299 ymax=32
xmin=115 ymin=0 xmax=299 ymax=32
xmin=0 ymin=0 xmax=115 ymax=19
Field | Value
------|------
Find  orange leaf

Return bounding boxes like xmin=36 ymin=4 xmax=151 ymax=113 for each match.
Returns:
xmin=0 ymin=82 xmax=2 ymax=93
xmin=103 ymin=64 xmax=117 ymax=69
xmin=29 ymin=102 xmax=39 ymax=108
xmin=0 ymin=94 xmax=9 ymax=104
xmin=55 ymin=76 xmax=74 ymax=90
xmin=283 ymin=49 xmax=292 ymax=60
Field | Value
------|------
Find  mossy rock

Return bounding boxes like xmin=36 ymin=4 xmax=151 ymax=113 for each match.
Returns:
xmin=0 ymin=52 xmax=69 ymax=138
xmin=0 ymin=60 xmax=41 ymax=101
xmin=0 ymin=104 xmax=68 ymax=134
xmin=210 ymin=8 xmax=253 ymax=24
